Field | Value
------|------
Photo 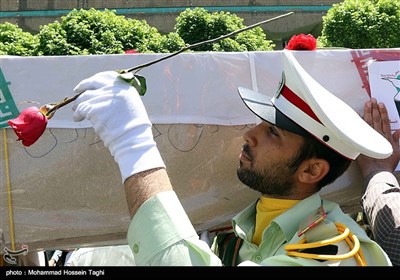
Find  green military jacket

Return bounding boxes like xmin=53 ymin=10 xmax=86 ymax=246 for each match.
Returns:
xmin=127 ymin=191 xmax=391 ymax=266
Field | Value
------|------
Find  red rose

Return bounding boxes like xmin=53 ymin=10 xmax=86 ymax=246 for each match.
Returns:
xmin=286 ymin=34 xmax=317 ymax=50
xmin=7 ymin=106 xmax=48 ymax=147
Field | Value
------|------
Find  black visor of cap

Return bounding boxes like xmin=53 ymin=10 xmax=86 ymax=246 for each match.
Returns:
xmin=238 ymin=86 xmax=310 ymax=137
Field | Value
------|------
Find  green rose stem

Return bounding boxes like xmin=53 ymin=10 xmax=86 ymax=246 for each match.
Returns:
xmin=45 ymin=11 xmax=294 ymax=118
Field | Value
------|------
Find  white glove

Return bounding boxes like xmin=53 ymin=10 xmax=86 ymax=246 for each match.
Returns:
xmin=72 ymin=71 xmax=165 ymax=183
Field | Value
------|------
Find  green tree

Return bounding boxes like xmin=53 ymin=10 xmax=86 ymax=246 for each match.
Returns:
xmin=0 ymin=22 xmax=38 ymax=56
xmin=35 ymin=22 xmax=84 ymax=55
xmin=174 ymin=7 xmax=275 ymax=51
xmin=36 ymin=8 xmax=165 ymax=55
xmin=150 ymin=32 xmax=186 ymax=53
xmin=1 ymin=7 xmax=275 ymax=56
xmin=319 ymin=0 xmax=400 ymax=48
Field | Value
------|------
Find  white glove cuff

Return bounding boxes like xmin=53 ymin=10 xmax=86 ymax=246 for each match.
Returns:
xmin=117 ymin=145 xmax=165 ymax=183
xmin=108 ymin=125 xmax=166 ymax=183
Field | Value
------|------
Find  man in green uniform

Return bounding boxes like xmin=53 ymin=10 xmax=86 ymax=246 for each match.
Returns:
xmin=70 ymin=50 xmax=395 ymax=266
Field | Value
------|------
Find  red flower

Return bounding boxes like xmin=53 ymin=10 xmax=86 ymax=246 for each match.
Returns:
xmin=7 ymin=106 xmax=48 ymax=147
xmin=125 ymin=49 xmax=138 ymax=54
xmin=286 ymin=34 xmax=317 ymax=50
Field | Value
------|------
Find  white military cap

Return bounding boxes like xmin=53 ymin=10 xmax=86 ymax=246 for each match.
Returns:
xmin=238 ymin=50 xmax=392 ymax=160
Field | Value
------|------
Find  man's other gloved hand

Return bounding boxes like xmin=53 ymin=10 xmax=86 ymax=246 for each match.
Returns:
xmin=72 ymin=71 xmax=165 ymax=183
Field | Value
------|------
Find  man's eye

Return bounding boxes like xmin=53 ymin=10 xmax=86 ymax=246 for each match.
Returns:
xmin=269 ymin=126 xmax=279 ymax=136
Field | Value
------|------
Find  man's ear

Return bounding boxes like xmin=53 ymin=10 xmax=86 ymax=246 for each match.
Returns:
xmin=297 ymin=159 xmax=330 ymax=184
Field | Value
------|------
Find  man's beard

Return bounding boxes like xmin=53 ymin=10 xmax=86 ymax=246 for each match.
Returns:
xmin=237 ymin=147 xmax=298 ymax=197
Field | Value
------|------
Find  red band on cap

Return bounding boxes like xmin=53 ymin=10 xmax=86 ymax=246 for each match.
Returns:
xmin=280 ymin=85 xmax=321 ymax=123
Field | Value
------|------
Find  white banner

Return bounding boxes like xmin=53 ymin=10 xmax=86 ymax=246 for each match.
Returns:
xmin=1 ymin=49 xmax=399 ymax=251
xmin=3 ymin=49 xmax=399 ymax=128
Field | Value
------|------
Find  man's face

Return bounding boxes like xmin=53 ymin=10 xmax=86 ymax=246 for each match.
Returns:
xmin=237 ymin=121 xmax=305 ymax=197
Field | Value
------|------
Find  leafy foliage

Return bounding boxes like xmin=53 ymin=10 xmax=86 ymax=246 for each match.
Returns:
xmin=151 ymin=32 xmax=186 ymax=53
xmin=2 ymin=3 xmax=400 ymax=56
xmin=0 ymin=22 xmax=38 ymax=56
xmin=0 ymin=7 xmax=275 ymax=56
xmin=319 ymin=0 xmax=400 ymax=48
xmin=36 ymin=8 xmax=164 ymax=55
xmin=174 ymin=7 xmax=275 ymax=51
xmin=35 ymin=22 xmax=84 ymax=55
